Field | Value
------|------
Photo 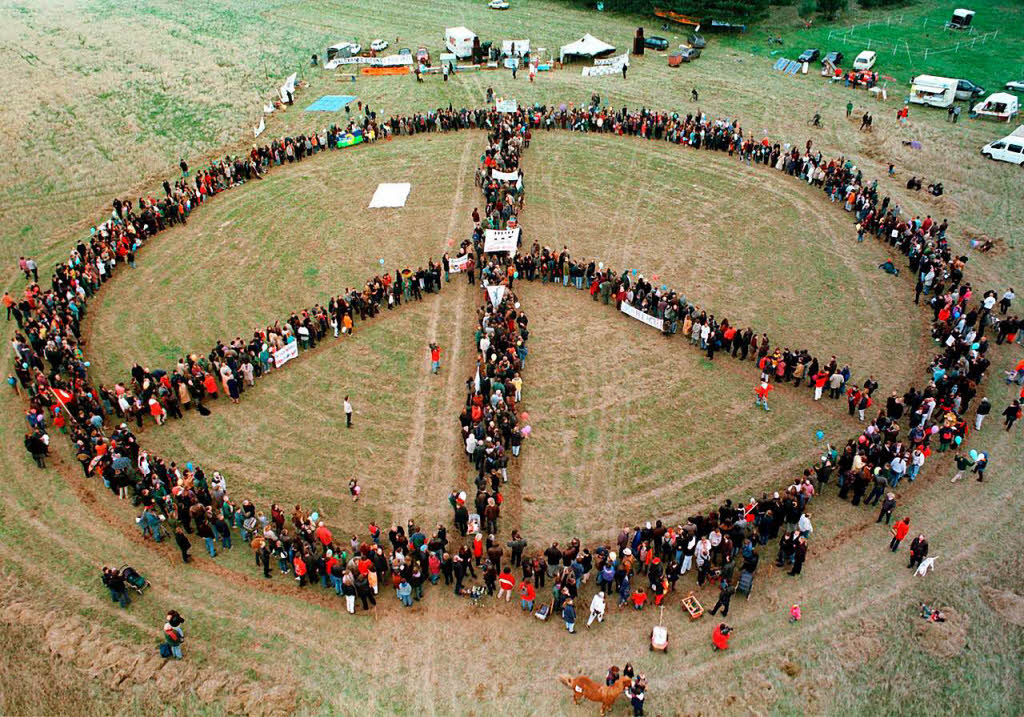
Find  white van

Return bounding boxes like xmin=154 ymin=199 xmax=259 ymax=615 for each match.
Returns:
xmin=981 ymin=125 xmax=1024 ymax=165
xmin=910 ymin=75 xmax=958 ymax=108
xmin=853 ymin=50 xmax=877 ymax=70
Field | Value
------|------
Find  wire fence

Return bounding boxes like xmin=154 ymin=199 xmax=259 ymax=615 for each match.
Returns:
xmin=826 ymin=19 xmax=1000 ymax=62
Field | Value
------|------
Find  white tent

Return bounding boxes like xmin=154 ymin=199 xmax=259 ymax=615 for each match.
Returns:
xmin=502 ymin=39 xmax=530 ymax=57
xmin=973 ymin=92 xmax=1020 ymax=122
xmin=444 ymin=26 xmax=477 ymax=58
xmin=559 ymin=34 xmax=615 ymax=63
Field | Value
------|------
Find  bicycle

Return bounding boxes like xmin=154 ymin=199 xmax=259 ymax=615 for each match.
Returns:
xmin=806 ymin=116 xmax=825 ymax=128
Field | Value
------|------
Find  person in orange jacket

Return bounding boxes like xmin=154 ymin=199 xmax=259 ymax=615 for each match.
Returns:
xmin=890 ymin=517 xmax=911 ymax=551
xmin=202 ymin=372 xmax=218 ymax=399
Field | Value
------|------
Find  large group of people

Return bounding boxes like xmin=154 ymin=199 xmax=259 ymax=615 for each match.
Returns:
xmin=7 ymin=99 xmax=1022 ymax=650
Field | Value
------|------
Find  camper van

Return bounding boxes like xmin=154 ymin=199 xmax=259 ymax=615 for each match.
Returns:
xmin=444 ymin=26 xmax=477 ymax=58
xmin=910 ymin=75 xmax=958 ymax=108
xmin=981 ymin=125 xmax=1024 ymax=165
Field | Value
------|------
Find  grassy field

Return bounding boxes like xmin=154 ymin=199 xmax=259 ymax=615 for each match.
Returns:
xmin=1 ymin=0 xmax=1023 ymax=714
xmin=744 ymin=0 xmax=1024 ymax=89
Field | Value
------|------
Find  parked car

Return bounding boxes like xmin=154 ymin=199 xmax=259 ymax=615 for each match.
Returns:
xmin=370 ymin=39 xmax=389 ymax=52
xmin=823 ymin=51 xmax=843 ymax=66
xmin=853 ymin=50 xmax=877 ymax=70
xmin=399 ymin=48 xmax=412 ymax=56
xmin=686 ymin=32 xmax=706 ymax=49
xmin=416 ymin=47 xmax=430 ymax=65
xmin=955 ymin=78 xmax=985 ymax=101
xmin=680 ymin=47 xmax=701 ymax=62
xmin=797 ymin=48 xmax=820 ymax=63
xmin=1006 ymin=80 xmax=1024 ymax=92
xmin=644 ymin=36 xmax=669 ymax=50
xmin=488 ymin=0 xmax=510 ymax=8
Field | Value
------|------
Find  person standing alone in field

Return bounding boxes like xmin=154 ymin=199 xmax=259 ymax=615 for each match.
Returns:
xmin=430 ymin=342 xmax=442 ymax=374
xmin=344 ymin=395 xmax=353 ymax=428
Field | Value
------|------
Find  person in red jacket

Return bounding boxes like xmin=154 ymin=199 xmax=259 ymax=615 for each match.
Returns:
xmin=519 ymin=579 xmax=536 ymax=611
xmin=430 ymin=342 xmax=442 ymax=374
xmin=314 ymin=522 xmax=333 ymax=550
xmin=712 ymin=623 xmax=732 ymax=651
xmin=890 ymin=517 xmax=911 ymax=551
xmin=293 ymin=554 xmax=307 ymax=586
xmin=811 ymin=371 xmax=829 ymax=401
xmin=497 ymin=567 xmax=516 ymax=601
xmin=755 ymin=380 xmax=773 ymax=412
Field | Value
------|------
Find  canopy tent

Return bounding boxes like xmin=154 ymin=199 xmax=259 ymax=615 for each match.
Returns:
xmin=501 ymin=39 xmax=530 ymax=57
xmin=973 ymin=92 xmax=1020 ymax=121
xmin=559 ymin=34 xmax=615 ymax=63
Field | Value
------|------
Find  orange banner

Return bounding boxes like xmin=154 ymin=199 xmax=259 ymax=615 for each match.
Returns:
xmin=361 ymin=66 xmax=409 ymax=76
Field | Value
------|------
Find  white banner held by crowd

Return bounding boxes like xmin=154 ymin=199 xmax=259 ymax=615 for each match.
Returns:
xmin=449 ymin=254 xmax=470 ymax=273
xmin=495 ymin=98 xmax=518 ymax=113
xmin=273 ymin=341 xmax=300 ymax=368
xmin=583 ymin=53 xmax=629 ymax=77
xmin=492 ymin=169 xmax=519 ymax=182
xmin=620 ymin=302 xmax=664 ymax=331
xmin=483 ymin=227 xmax=520 ymax=254
xmin=583 ymin=64 xmax=623 ymax=77
xmin=486 ymin=285 xmax=506 ymax=306
xmin=324 ymin=54 xmax=413 ymax=70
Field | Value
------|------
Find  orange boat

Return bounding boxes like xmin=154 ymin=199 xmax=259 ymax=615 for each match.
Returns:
xmin=654 ymin=8 xmax=700 ymax=28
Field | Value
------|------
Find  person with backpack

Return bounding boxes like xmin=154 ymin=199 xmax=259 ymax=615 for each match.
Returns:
xmin=162 ymin=618 xmax=184 ymax=659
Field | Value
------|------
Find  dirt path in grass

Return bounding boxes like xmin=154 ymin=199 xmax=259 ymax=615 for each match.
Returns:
xmin=398 ymin=134 xmax=476 ymax=521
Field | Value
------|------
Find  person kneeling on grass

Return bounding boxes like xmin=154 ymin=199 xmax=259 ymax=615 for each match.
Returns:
xmin=712 ymin=623 xmax=732 ymax=651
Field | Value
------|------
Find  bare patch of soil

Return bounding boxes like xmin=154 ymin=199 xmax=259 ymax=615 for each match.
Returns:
xmin=915 ymin=608 xmax=969 ymax=658
xmin=982 ymin=587 xmax=1024 ymax=626
xmin=0 ymin=582 xmax=296 ymax=716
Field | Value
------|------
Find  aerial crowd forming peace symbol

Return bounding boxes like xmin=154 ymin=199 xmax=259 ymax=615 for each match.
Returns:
xmin=10 ymin=100 xmax=1012 ymax=619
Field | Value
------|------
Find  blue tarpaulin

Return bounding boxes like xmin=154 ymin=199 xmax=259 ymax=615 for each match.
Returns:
xmin=305 ymin=95 xmax=357 ymax=112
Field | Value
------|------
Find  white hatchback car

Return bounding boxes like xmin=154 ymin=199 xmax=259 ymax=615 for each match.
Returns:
xmin=370 ymin=39 xmax=389 ymax=52
xmin=853 ymin=50 xmax=877 ymax=70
